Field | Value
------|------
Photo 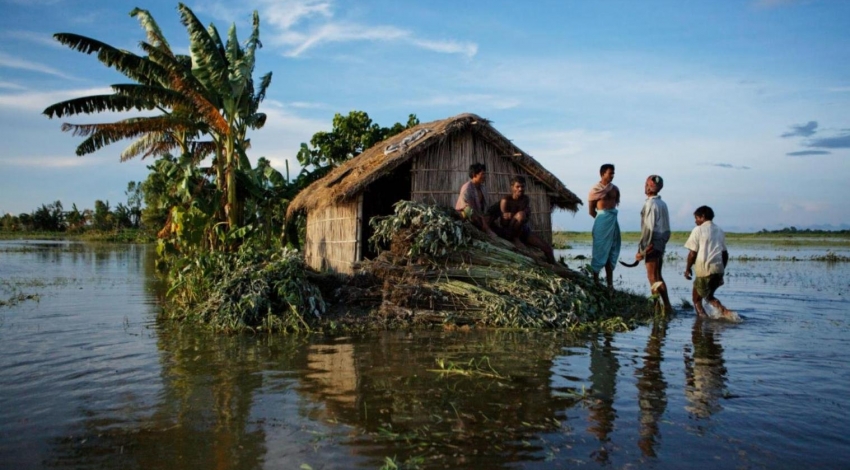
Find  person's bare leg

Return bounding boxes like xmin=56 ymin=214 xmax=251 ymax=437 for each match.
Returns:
xmin=705 ymin=288 xmax=730 ymax=317
xmin=656 ymin=258 xmax=673 ymax=313
xmin=692 ymin=287 xmax=707 ymax=317
xmin=509 ymin=215 xmax=527 ymax=249
xmin=645 ymin=257 xmax=673 ymax=314
xmin=604 ymin=262 xmax=614 ymax=291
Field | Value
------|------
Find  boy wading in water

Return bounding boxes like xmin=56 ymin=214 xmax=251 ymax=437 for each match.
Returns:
xmin=588 ymin=163 xmax=621 ymax=291
xmin=684 ymin=205 xmax=735 ymax=319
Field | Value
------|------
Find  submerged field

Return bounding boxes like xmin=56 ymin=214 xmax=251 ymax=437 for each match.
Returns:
xmin=1 ymin=238 xmax=849 ymax=469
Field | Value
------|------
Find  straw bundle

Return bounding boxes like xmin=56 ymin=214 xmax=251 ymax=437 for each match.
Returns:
xmin=344 ymin=201 xmax=650 ymax=329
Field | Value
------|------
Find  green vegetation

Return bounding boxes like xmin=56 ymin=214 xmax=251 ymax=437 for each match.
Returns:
xmin=11 ymin=4 xmax=662 ymax=332
xmin=554 ymin=230 xmax=850 ymax=248
xmin=357 ymin=201 xmax=654 ymax=331
xmin=25 ymin=3 xmax=425 ymax=332
xmin=1 ymin=182 xmax=147 ymax=240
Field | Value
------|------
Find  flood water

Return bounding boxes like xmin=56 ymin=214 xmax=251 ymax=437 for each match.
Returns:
xmin=1 ymin=239 xmax=849 ymax=469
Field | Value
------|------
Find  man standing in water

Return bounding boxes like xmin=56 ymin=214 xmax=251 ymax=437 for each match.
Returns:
xmin=636 ymin=175 xmax=673 ymax=313
xmin=684 ymin=205 xmax=734 ymax=319
xmin=588 ymin=164 xmax=621 ymax=290
xmin=455 ymin=162 xmax=497 ymax=238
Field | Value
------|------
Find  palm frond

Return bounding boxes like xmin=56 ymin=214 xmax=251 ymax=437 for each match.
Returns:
xmin=253 ymin=72 xmax=272 ymax=107
xmin=96 ymin=47 xmax=169 ymax=87
xmin=247 ymin=112 xmax=267 ymax=130
xmin=43 ymin=94 xmax=151 ymax=118
xmin=120 ymin=132 xmax=175 ymax=161
xmin=63 ymin=115 xmax=189 ymax=155
xmin=178 ymin=3 xmax=229 ymax=94
xmin=130 ymin=8 xmax=171 ymax=52
xmin=189 ymin=140 xmax=218 ymax=163
xmin=244 ymin=11 xmax=262 ymax=71
xmin=110 ymin=83 xmax=192 ymax=109
xmin=207 ymin=23 xmax=227 ymax=59
xmin=53 ymin=33 xmax=114 ymax=55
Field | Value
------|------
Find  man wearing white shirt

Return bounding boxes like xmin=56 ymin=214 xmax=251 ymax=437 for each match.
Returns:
xmin=684 ymin=205 xmax=732 ymax=318
xmin=635 ymin=175 xmax=673 ymax=313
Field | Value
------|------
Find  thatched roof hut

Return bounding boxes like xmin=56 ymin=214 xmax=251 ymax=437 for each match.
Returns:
xmin=287 ymin=113 xmax=582 ymax=274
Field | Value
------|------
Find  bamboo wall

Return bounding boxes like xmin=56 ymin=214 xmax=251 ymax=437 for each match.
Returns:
xmin=304 ymin=196 xmax=361 ymax=274
xmin=410 ymin=131 xmax=554 ymax=242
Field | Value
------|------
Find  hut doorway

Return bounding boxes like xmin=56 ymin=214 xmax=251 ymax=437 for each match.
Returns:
xmin=360 ymin=162 xmax=412 ymax=260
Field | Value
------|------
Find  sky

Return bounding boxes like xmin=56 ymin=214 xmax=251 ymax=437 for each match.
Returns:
xmin=1 ymin=0 xmax=848 ymax=232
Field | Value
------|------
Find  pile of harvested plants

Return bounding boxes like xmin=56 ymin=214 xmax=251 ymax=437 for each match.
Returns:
xmin=333 ymin=201 xmax=652 ymax=331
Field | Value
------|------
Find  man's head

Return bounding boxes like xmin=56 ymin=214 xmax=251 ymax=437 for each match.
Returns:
xmin=510 ymin=175 xmax=526 ymax=198
xmin=645 ymin=175 xmax=664 ymax=195
xmin=693 ymin=205 xmax=714 ymax=225
xmin=469 ymin=163 xmax=486 ymax=185
xmin=599 ymin=164 xmax=615 ymax=184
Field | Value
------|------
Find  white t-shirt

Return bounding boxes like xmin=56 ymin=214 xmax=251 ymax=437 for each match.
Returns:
xmin=684 ymin=221 xmax=727 ymax=277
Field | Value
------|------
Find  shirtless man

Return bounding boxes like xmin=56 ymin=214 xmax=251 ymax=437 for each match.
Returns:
xmin=588 ymin=164 xmax=621 ymax=290
xmin=492 ymin=175 xmax=556 ymax=263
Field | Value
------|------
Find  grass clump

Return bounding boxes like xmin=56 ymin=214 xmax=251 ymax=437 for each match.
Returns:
xmin=162 ymin=244 xmax=325 ymax=333
xmin=348 ymin=201 xmax=652 ymax=331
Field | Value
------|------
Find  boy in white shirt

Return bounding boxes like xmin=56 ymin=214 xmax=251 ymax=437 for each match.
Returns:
xmin=684 ymin=206 xmax=732 ymax=318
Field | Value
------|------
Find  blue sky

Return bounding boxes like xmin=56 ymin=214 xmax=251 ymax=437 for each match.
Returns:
xmin=1 ymin=0 xmax=848 ymax=232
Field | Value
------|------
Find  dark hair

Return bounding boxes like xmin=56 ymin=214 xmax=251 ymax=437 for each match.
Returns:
xmin=510 ymin=175 xmax=526 ymax=186
xmin=599 ymin=163 xmax=614 ymax=176
xmin=694 ymin=205 xmax=715 ymax=221
xmin=468 ymin=163 xmax=486 ymax=178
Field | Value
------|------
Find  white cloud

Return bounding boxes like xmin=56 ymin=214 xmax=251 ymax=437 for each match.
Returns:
xmin=260 ymin=0 xmax=332 ymax=30
xmin=0 ymin=51 xmax=77 ymax=80
xmin=0 ymin=81 xmax=26 ymax=90
xmin=283 ymin=22 xmax=409 ymax=57
xmin=0 ymin=87 xmax=112 ymax=112
xmin=512 ymin=129 xmax=614 ymax=159
xmin=3 ymin=30 xmax=63 ymax=48
xmin=209 ymin=0 xmax=480 ymax=58
xmin=287 ymin=101 xmax=329 ymax=109
xmin=248 ymin=101 xmax=330 ymax=174
xmin=409 ymin=39 xmax=477 ymax=57
xmin=2 ymin=155 xmax=92 ymax=168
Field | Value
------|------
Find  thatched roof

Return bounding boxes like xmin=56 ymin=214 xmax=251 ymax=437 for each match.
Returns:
xmin=287 ymin=113 xmax=582 ymax=217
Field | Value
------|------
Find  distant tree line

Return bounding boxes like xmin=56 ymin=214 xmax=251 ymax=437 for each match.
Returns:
xmin=1 ymin=182 xmax=143 ymax=233
xmin=758 ymin=227 xmax=850 ymax=235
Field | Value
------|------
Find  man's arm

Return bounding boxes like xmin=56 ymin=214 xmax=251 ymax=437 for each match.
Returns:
xmin=589 ymin=201 xmax=598 ymax=218
xmin=722 ymin=250 xmax=728 ymax=268
xmin=637 ymin=203 xmax=655 ymax=258
xmin=500 ymin=197 xmax=511 ymax=219
xmin=685 ymin=250 xmax=697 ymax=279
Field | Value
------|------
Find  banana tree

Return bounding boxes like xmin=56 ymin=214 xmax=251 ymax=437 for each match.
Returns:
xmin=43 ymin=3 xmax=271 ymax=237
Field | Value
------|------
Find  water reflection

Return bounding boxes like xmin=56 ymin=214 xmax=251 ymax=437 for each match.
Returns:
xmin=586 ymin=333 xmax=619 ymax=463
xmin=297 ymin=331 xmax=582 ymax=468
xmin=46 ymin=328 xmax=273 ymax=470
xmin=3 ymin=241 xmax=847 ymax=469
xmin=684 ymin=318 xmax=728 ymax=419
xmin=38 ymin=317 xmax=733 ymax=469
xmin=635 ymin=319 xmax=669 ymax=457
